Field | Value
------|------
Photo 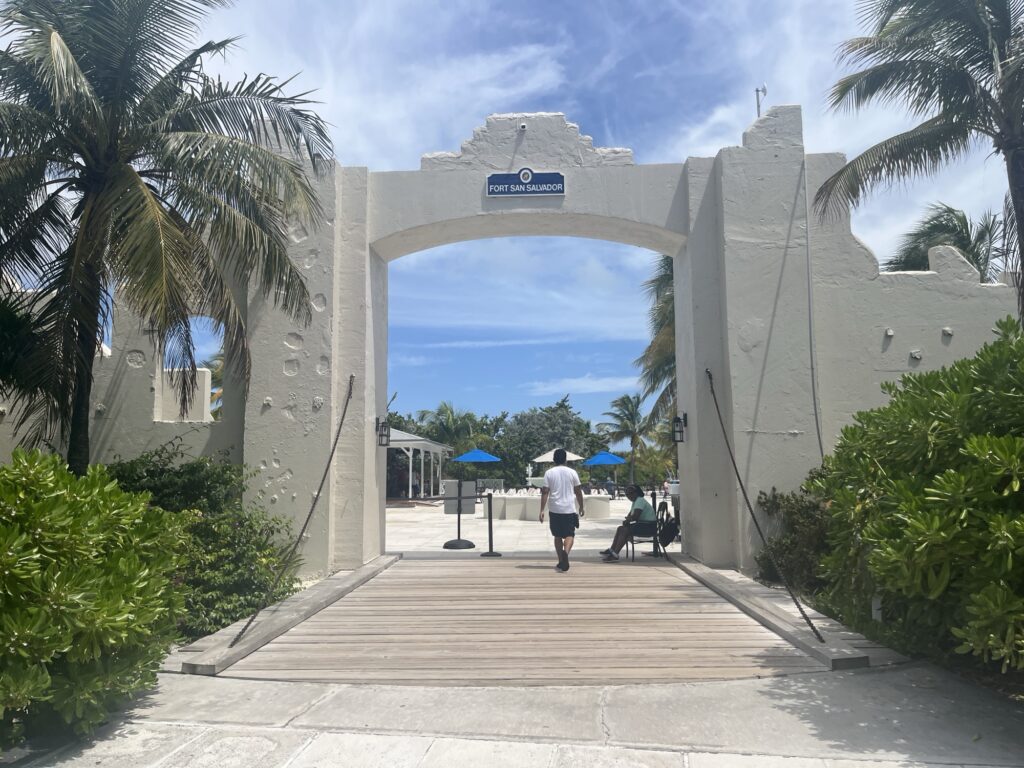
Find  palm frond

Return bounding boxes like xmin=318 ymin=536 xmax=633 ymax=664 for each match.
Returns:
xmin=163 ymin=73 xmax=334 ymax=176
xmin=4 ymin=11 xmax=103 ymax=122
xmin=884 ymin=201 xmax=1001 ymax=281
xmin=814 ymin=115 xmax=976 ymax=218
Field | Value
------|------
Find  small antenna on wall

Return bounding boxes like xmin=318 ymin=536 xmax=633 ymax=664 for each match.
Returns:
xmin=755 ymin=83 xmax=768 ymax=117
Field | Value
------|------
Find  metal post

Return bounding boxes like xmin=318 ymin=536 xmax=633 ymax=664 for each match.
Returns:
xmin=652 ymin=490 xmax=661 ymax=557
xmin=481 ymin=492 xmax=501 ymax=557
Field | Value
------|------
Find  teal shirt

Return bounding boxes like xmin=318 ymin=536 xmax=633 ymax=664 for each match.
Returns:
xmin=631 ymin=496 xmax=656 ymax=522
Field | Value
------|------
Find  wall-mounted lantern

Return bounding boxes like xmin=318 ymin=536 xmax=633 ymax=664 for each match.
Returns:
xmin=376 ymin=417 xmax=391 ymax=447
xmin=672 ymin=414 xmax=687 ymax=444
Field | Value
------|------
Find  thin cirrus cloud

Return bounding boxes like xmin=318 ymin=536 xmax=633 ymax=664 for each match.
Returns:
xmin=525 ymin=375 xmax=641 ymax=397
xmin=388 ymin=237 xmax=654 ymax=340
xmin=390 ymin=354 xmax=439 ymax=368
xmin=419 ymin=337 xmax=581 ymax=350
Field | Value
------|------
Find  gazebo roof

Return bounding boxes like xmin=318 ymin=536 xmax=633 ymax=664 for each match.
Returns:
xmin=389 ymin=428 xmax=453 ymax=455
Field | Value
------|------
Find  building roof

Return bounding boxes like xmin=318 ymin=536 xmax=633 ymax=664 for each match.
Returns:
xmin=389 ymin=428 xmax=453 ymax=455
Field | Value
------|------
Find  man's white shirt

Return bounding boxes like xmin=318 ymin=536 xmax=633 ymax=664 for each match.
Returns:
xmin=543 ymin=465 xmax=581 ymax=514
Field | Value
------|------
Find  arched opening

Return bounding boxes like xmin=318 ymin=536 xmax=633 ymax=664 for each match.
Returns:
xmin=383 ymin=234 xmax=679 ymax=555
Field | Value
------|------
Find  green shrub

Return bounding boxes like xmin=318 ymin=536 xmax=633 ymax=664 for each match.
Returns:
xmin=107 ymin=444 xmax=300 ymax=640
xmin=0 ymin=450 xmax=184 ymax=743
xmin=812 ymin=317 xmax=1024 ymax=669
xmin=755 ymin=485 xmax=829 ymax=594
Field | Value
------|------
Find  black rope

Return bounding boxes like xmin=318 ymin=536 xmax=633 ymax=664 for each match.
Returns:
xmin=704 ymin=368 xmax=825 ymax=643
xmin=229 ymin=374 xmax=357 ymax=647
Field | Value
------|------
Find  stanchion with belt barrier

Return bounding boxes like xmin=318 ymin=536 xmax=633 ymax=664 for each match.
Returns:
xmin=417 ymin=486 xmax=501 ymax=557
xmin=442 ymin=479 xmax=475 ymax=550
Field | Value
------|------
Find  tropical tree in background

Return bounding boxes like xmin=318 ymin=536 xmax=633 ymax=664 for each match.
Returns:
xmin=634 ymin=254 xmax=676 ymax=423
xmin=599 ymin=394 xmax=652 ymax=484
xmin=885 ymin=202 xmax=1007 ymax=281
xmin=416 ymin=401 xmax=481 ymax=452
xmin=0 ymin=0 xmax=332 ymax=474
xmin=391 ymin=397 xmax=607 ymax=490
xmin=814 ymin=0 xmax=1024 ymax=319
xmin=200 ymin=349 xmax=224 ymax=419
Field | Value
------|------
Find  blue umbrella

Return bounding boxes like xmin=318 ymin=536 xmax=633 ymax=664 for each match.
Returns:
xmin=582 ymin=451 xmax=626 ymax=466
xmin=582 ymin=451 xmax=626 ymax=493
xmin=453 ymin=449 xmax=500 ymax=463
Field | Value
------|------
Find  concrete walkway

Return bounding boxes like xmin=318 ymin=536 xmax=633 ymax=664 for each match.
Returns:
xmin=32 ymin=663 xmax=1024 ymax=767
xmin=29 ymin=513 xmax=1024 ymax=766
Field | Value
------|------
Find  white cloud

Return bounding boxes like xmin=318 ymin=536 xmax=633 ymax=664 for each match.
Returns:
xmin=389 ymin=237 xmax=654 ymax=340
xmin=525 ymin=374 xmax=640 ymax=397
xmin=202 ymin=1 xmax=567 ymax=171
xmin=390 ymin=354 xmax=438 ymax=367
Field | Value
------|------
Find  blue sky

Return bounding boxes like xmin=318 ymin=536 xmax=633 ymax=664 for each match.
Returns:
xmin=196 ymin=0 xmax=1009 ymax=424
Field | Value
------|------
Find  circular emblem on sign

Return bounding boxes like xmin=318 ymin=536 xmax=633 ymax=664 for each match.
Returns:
xmin=518 ymin=168 xmax=533 ymax=183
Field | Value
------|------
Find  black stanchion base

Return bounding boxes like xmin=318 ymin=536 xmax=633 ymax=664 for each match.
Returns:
xmin=443 ymin=539 xmax=476 ymax=550
xmin=480 ymin=551 xmax=502 ymax=558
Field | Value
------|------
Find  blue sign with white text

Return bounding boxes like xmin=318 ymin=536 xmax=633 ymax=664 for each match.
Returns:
xmin=486 ymin=168 xmax=565 ymax=197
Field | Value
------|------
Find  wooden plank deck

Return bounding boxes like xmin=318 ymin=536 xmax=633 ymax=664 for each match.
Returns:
xmin=221 ymin=558 xmax=828 ymax=685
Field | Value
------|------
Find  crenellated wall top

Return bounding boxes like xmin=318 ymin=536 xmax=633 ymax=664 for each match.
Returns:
xmin=421 ymin=112 xmax=634 ymax=171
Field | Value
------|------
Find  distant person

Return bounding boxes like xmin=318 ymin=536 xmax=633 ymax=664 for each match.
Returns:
xmin=539 ymin=448 xmax=585 ymax=573
xmin=412 ymin=471 xmax=420 ymax=499
xmin=604 ymin=478 xmax=616 ymax=498
xmin=601 ymin=485 xmax=656 ymax=562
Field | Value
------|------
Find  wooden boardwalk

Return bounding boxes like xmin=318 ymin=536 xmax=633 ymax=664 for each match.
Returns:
xmin=221 ymin=557 xmax=828 ymax=685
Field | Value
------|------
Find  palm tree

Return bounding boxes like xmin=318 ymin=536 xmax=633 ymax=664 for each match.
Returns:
xmin=814 ymin=0 xmax=1024 ymax=318
xmin=599 ymin=394 xmax=652 ymax=484
xmin=633 ymin=254 xmax=676 ymax=423
xmin=417 ymin=401 xmax=478 ymax=451
xmin=0 ymin=0 xmax=332 ymax=474
xmin=885 ymin=203 xmax=1007 ymax=280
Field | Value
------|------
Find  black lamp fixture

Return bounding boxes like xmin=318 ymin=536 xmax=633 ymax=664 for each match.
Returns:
xmin=375 ymin=417 xmax=391 ymax=447
xmin=672 ymin=413 xmax=687 ymax=444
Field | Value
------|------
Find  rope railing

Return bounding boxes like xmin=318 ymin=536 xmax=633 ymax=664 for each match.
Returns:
xmin=704 ymin=368 xmax=825 ymax=644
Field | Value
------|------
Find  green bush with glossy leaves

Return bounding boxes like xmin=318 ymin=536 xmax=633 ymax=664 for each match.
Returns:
xmin=107 ymin=443 xmax=300 ymax=640
xmin=755 ymin=484 xmax=829 ymax=595
xmin=812 ymin=317 xmax=1024 ymax=669
xmin=0 ymin=451 xmax=185 ymax=743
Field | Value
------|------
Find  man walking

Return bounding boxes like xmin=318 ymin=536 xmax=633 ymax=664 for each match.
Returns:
xmin=539 ymin=448 xmax=584 ymax=572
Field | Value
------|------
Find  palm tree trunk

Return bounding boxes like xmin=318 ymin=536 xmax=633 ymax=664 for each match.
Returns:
xmin=66 ymin=279 xmax=101 ymax=476
xmin=1004 ymin=147 xmax=1024 ymax=321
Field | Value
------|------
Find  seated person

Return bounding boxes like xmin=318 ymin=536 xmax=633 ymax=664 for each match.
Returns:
xmin=601 ymin=485 xmax=656 ymax=562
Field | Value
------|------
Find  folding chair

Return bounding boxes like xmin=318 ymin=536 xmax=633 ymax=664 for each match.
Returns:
xmin=623 ymin=519 xmax=659 ymax=561
xmin=623 ymin=491 xmax=662 ymax=561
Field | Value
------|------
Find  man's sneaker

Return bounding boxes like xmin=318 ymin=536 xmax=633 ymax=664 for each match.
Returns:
xmin=602 ymin=552 xmax=619 ymax=562
xmin=599 ymin=548 xmax=612 ymax=556
xmin=557 ymin=551 xmax=569 ymax=571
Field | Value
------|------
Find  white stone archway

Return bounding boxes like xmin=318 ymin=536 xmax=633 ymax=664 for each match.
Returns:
xmin=349 ymin=112 xmax=737 ymax=570
xmin=320 ymin=107 xmax=1016 ymax=574
xmin=12 ymin=106 xmax=1014 ymax=578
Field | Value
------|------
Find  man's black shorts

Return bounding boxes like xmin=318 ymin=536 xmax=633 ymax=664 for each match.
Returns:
xmin=549 ymin=513 xmax=579 ymax=538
